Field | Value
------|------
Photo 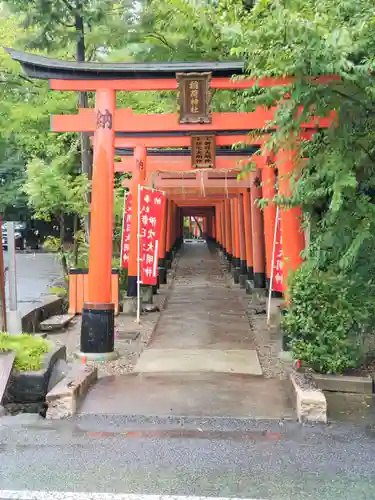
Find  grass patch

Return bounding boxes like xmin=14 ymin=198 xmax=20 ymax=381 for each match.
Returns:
xmin=0 ymin=333 xmax=50 ymax=372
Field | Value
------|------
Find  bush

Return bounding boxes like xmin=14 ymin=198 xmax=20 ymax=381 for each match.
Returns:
xmin=281 ymin=264 xmax=374 ymax=374
xmin=0 ymin=333 xmax=50 ymax=371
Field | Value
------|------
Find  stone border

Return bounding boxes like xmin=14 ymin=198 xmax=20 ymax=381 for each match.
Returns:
xmin=311 ymin=373 xmax=373 ymax=394
xmin=4 ymin=343 xmax=66 ymax=405
xmin=290 ymin=371 xmax=327 ymax=423
xmin=21 ymin=295 xmax=64 ymax=333
xmin=46 ymin=365 xmax=97 ymax=419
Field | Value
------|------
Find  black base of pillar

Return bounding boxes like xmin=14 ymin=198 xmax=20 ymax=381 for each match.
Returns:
xmin=265 ymin=277 xmax=283 ymax=298
xmin=232 ymin=267 xmax=240 ymax=284
xmin=240 ymin=260 xmax=247 ymax=274
xmin=159 ymin=266 xmax=167 ymax=285
xmin=81 ymin=304 xmax=114 ymax=354
xmin=233 ymin=257 xmax=241 ymax=268
xmin=127 ymin=275 xmax=137 ymax=297
xmin=226 ymin=253 xmax=233 ymax=271
xmin=253 ymin=272 xmax=266 ymax=289
xmin=247 ymin=266 xmax=254 ymax=280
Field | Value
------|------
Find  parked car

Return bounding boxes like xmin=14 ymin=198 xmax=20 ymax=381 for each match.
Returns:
xmin=2 ymin=222 xmax=40 ymax=251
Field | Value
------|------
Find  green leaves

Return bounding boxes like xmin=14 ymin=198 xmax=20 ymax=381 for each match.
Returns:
xmin=24 ymin=154 xmax=89 ymax=221
xmin=283 ymin=265 xmax=371 ymax=373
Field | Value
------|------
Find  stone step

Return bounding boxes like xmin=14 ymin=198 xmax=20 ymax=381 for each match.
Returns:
xmin=40 ymin=314 xmax=75 ymax=332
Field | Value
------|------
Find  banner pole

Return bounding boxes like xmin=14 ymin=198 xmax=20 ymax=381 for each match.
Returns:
xmin=120 ymin=191 xmax=127 ymax=266
xmin=137 ymin=184 xmax=141 ymax=324
xmin=267 ymin=206 xmax=279 ymax=327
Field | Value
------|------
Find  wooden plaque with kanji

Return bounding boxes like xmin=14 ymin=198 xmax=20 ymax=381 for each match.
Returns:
xmin=191 ymin=135 xmax=216 ymax=169
xmin=176 ymin=72 xmax=212 ymax=124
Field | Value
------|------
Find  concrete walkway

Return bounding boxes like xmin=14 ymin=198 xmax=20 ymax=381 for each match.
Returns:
xmin=79 ymin=242 xmax=294 ymax=419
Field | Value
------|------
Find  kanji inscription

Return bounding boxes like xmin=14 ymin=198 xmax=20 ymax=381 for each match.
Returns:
xmin=176 ymin=72 xmax=212 ymax=124
xmin=191 ymin=135 xmax=216 ymax=169
xmin=96 ymin=109 xmax=113 ymax=129
xmin=120 ymin=194 xmax=132 ymax=268
xmin=139 ymin=187 xmax=166 ymax=286
xmin=272 ymin=212 xmax=283 ymax=293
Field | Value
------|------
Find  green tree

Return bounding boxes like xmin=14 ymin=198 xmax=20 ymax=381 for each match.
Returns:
xmin=220 ymin=0 xmax=375 ymax=371
xmin=2 ymin=0 xmax=132 ymax=238
xmin=24 ymin=152 xmax=89 ymax=274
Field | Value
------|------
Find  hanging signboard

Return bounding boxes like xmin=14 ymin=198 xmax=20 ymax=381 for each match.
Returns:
xmin=120 ymin=193 xmax=132 ymax=268
xmin=271 ymin=211 xmax=283 ymax=293
xmin=139 ymin=187 xmax=166 ymax=286
xmin=191 ymin=135 xmax=216 ymax=169
xmin=176 ymin=72 xmax=212 ymax=124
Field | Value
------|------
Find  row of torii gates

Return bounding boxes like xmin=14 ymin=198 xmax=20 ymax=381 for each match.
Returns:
xmin=6 ymin=48 xmax=334 ymax=356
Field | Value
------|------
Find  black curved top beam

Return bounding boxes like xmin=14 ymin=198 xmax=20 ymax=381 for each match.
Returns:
xmin=4 ymin=48 xmax=245 ymax=81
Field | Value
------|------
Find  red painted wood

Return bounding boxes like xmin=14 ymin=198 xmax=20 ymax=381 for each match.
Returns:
xmin=49 ymin=75 xmax=340 ymax=92
xmin=51 ymin=108 xmax=334 ymax=133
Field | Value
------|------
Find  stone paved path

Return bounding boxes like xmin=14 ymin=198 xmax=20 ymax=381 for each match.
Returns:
xmin=79 ymin=242 xmax=294 ymax=419
xmin=136 ymin=241 xmax=261 ymax=374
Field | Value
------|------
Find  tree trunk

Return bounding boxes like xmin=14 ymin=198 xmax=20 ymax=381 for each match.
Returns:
xmin=59 ymin=214 xmax=68 ymax=277
xmin=73 ymin=213 xmax=79 ymax=266
xmin=75 ymin=11 xmax=92 ymax=243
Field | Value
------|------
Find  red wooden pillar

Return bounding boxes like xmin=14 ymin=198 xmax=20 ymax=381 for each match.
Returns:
xmin=81 ymin=89 xmax=116 ymax=356
xmin=230 ymin=200 xmax=236 ymax=265
xmin=276 ymin=145 xmax=305 ymax=295
xmin=233 ymin=197 xmax=241 ymax=270
xmin=224 ymin=199 xmax=232 ymax=262
xmin=158 ymin=197 xmax=168 ymax=284
xmin=179 ymin=209 xmax=184 ymax=240
xmin=261 ymin=155 xmax=277 ymax=289
xmin=238 ymin=192 xmax=247 ymax=279
xmin=209 ymin=212 xmax=213 ymax=240
xmin=250 ymin=170 xmax=266 ymax=288
xmin=174 ymin=206 xmax=180 ymax=247
xmin=216 ymin=204 xmax=221 ymax=245
xmin=171 ymin=203 xmax=176 ymax=251
xmin=242 ymin=189 xmax=254 ymax=280
xmin=202 ymin=216 xmax=207 ymax=238
xmin=212 ymin=214 xmax=216 ymax=240
xmin=221 ymin=201 xmax=226 ymax=252
xmin=166 ymin=200 xmax=174 ymax=265
xmin=127 ymin=146 xmax=146 ymax=297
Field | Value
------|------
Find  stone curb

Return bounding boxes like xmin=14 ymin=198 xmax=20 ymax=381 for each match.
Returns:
xmin=290 ymin=371 xmax=327 ymax=423
xmin=22 ymin=295 xmax=64 ymax=333
xmin=45 ymin=365 xmax=97 ymax=420
xmin=312 ymin=373 xmax=373 ymax=394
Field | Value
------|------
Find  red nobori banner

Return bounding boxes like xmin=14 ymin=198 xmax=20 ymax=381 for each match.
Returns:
xmin=139 ymin=187 xmax=165 ymax=285
xmin=272 ymin=211 xmax=283 ymax=293
xmin=121 ymin=193 xmax=132 ymax=268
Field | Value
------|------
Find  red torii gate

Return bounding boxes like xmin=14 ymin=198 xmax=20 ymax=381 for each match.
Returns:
xmin=5 ymin=47 xmax=334 ymax=358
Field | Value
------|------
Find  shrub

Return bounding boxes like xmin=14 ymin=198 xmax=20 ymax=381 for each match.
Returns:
xmin=281 ymin=264 xmax=374 ymax=374
xmin=0 ymin=333 xmax=50 ymax=371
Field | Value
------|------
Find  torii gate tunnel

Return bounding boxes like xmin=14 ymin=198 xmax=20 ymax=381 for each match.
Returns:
xmin=6 ymin=48 xmax=335 ymax=357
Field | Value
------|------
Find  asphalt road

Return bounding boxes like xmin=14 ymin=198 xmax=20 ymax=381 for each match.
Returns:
xmin=0 ymin=415 xmax=374 ymax=499
xmin=3 ymin=251 xmax=62 ymax=315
